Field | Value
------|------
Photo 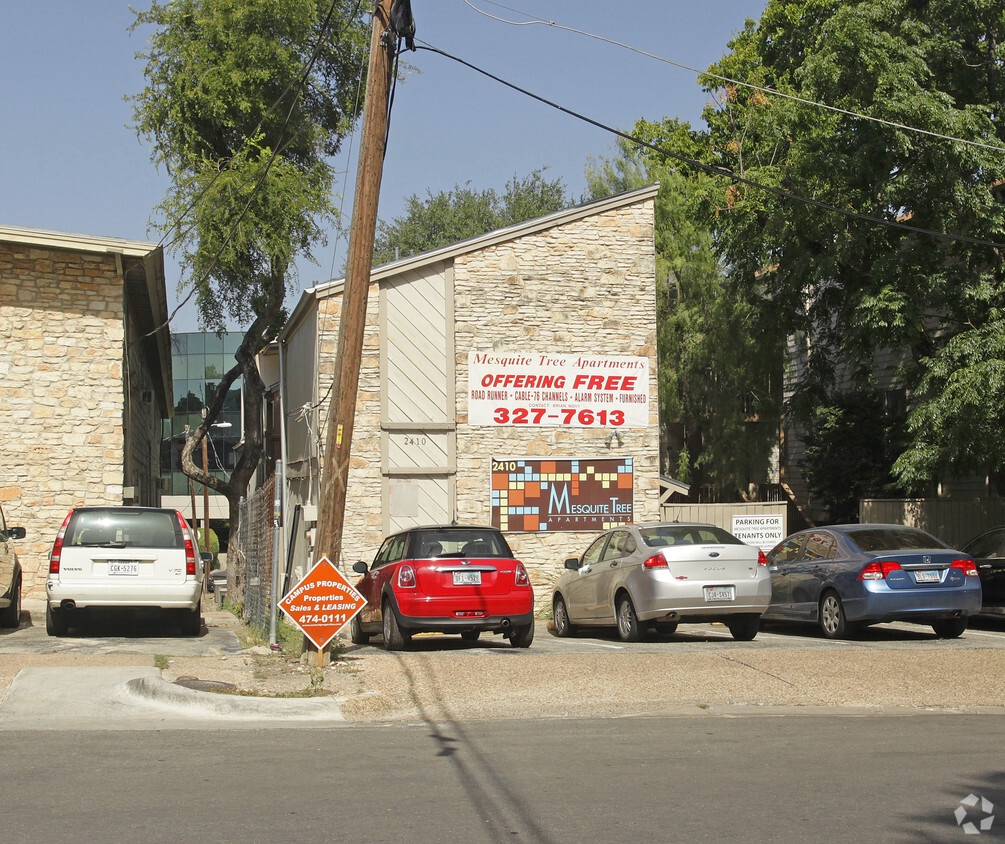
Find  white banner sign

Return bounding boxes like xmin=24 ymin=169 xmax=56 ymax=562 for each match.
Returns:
xmin=468 ymin=352 xmax=649 ymax=428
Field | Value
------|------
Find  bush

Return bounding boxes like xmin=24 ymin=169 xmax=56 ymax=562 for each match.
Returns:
xmin=194 ymin=527 xmax=220 ymax=563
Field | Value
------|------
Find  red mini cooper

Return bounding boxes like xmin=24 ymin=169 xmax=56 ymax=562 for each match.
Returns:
xmin=350 ymin=525 xmax=535 ymax=650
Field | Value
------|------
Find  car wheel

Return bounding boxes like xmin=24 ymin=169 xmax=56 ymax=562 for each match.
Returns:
xmin=932 ymin=617 xmax=968 ymax=639
xmin=616 ymin=594 xmax=644 ymax=642
xmin=0 ymin=577 xmax=21 ymax=628
xmin=180 ymin=608 xmax=202 ymax=636
xmin=654 ymin=620 xmax=679 ymax=636
xmin=349 ymin=613 xmax=370 ymax=644
xmin=509 ymin=622 xmax=534 ymax=648
xmin=726 ymin=613 xmax=760 ymax=641
xmin=46 ymin=603 xmax=69 ymax=637
xmin=819 ymin=591 xmax=850 ymax=639
xmin=553 ymin=595 xmax=576 ymax=637
xmin=460 ymin=630 xmax=480 ymax=642
xmin=382 ymin=599 xmax=410 ymax=651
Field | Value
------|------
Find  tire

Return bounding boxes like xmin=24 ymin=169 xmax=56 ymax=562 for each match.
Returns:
xmin=726 ymin=613 xmax=760 ymax=641
xmin=382 ymin=599 xmax=409 ymax=651
xmin=616 ymin=594 xmax=644 ymax=642
xmin=553 ymin=595 xmax=576 ymax=637
xmin=460 ymin=630 xmax=480 ymax=642
xmin=654 ymin=620 xmax=679 ymax=636
xmin=932 ymin=617 xmax=968 ymax=639
xmin=349 ymin=613 xmax=370 ymax=644
xmin=180 ymin=608 xmax=202 ymax=636
xmin=46 ymin=603 xmax=69 ymax=637
xmin=509 ymin=622 xmax=534 ymax=648
xmin=819 ymin=591 xmax=850 ymax=639
xmin=0 ymin=577 xmax=21 ymax=629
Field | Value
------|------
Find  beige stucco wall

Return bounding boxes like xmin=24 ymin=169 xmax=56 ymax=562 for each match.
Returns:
xmin=0 ymin=243 xmax=129 ymax=595
xmin=311 ymin=194 xmax=659 ymax=605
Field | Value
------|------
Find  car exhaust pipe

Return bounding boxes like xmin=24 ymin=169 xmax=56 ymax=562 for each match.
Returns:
xmin=500 ymin=618 xmax=511 ymax=629
xmin=60 ymin=600 xmax=76 ymax=610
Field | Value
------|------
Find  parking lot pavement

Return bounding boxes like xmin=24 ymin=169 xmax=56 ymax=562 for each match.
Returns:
xmin=4 ymin=600 xmax=1005 ymax=725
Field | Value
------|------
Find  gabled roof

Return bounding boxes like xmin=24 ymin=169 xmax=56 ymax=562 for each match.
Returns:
xmin=0 ymin=225 xmax=173 ymax=416
xmin=282 ymin=183 xmax=659 ymax=340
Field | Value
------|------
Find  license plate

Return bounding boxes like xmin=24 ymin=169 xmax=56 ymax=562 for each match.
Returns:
xmin=453 ymin=571 xmax=481 ymax=586
xmin=109 ymin=560 xmax=139 ymax=576
xmin=704 ymin=585 xmax=735 ymax=602
xmin=914 ymin=570 xmax=941 ymax=583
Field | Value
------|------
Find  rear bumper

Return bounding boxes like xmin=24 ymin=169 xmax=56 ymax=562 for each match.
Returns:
xmin=396 ymin=611 xmax=535 ymax=634
xmin=844 ymin=584 xmax=982 ymax=623
xmin=46 ymin=580 xmax=202 ymax=611
xmin=634 ymin=577 xmax=773 ymax=622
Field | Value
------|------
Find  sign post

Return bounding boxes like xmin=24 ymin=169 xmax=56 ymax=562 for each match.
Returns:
xmin=278 ymin=557 xmax=367 ymax=665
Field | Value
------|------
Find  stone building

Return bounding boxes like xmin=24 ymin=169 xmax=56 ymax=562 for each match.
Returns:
xmin=276 ymin=186 xmax=660 ymax=595
xmin=0 ymin=226 xmax=172 ymax=596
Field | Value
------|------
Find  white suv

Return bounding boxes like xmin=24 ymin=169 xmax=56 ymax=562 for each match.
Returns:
xmin=46 ymin=506 xmax=207 ymax=636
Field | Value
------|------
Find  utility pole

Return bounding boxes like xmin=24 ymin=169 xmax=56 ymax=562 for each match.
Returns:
xmin=311 ymin=0 xmax=398 ymax=666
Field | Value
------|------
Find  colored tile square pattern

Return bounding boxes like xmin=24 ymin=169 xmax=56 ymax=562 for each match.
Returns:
xmin=491 ymin=458 xmax=633 ymax=532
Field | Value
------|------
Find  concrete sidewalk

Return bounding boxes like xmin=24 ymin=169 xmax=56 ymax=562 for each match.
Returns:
xmin=0 ymin=665 xmax=346 ymax=730
xmin=0 ymin=599 xmax=348 ymax=729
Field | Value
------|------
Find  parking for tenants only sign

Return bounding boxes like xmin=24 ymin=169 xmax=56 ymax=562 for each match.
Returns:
xmin=278 ymin=556 xmax=366 ymax=649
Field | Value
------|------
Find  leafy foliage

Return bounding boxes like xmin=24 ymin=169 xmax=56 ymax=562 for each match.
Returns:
xmin=372 ymin=170 xmax=571 ymax=265
xmin=801 ymin=389 xmax=908 ymax=523
xmin=586 ymin=141 xmax=782 ymax=499
xmin=635 ymin=0 xmax=1005 ymax=507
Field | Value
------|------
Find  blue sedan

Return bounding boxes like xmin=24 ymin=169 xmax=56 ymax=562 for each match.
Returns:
xmin=762 ymin=524 xmax=982 ymax=639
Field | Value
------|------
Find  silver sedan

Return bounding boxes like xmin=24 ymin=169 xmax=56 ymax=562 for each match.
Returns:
xmin=551 ymin=522 xmax=772 ymax=642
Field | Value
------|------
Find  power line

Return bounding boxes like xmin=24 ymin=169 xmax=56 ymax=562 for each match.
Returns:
xmin=462 ymin=0 xmax=1005 ymax=156
xmin=415 ymin=41 xmax=1005 ymax=251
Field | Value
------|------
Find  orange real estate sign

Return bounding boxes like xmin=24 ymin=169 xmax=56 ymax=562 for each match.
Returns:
xmin=278 ymin=556 xmax=367 ymax=649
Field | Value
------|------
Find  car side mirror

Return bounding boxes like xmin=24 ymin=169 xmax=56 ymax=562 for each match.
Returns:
xmin=564 ymin=558 xmax=580 ymax=570
xmin=353 ymin=561 xmax=368 ymax=574
xmin=200 ymin=551 xmax=213 ymax=562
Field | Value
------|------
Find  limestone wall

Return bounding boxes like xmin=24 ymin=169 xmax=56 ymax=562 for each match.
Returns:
xmin=0 ymin=243 xmax=127 ymax=595
xmin=310 ymin=195 xmax=658 ymax=606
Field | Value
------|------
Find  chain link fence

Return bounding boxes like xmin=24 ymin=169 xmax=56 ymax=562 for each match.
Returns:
xmin=231 ymin=474 xmax=276 ymax=632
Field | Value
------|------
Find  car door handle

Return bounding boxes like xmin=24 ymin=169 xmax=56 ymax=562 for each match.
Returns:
xmin=610 ymin=561 xmax=618 ymax=568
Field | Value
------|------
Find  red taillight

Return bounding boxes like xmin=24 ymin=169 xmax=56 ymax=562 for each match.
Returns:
xmin=49 ymin=510 xmax=74 ymax=574
xmin=757 ymin=551 xmax=769 ymax=566
xmin=643 ymin=553 xmax=669 ymax=569
xmin=859 ymin=560 xmax=903 ymax=580
xmin=951 ymin=559 xmax=979 ymax=577
xmin=514 ymin=563 xmax=530 ymax=586
xmin=397 ymin=565 xmax=416 ymax=588
xmin=176 ymin=511 xmax=197 ymax=576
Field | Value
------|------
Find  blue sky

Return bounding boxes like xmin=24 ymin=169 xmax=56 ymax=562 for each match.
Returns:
xmin=1 ymin=1 xmax=767 ymax=330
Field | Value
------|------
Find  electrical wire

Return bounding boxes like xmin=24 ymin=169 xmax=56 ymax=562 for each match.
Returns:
xmin=462 ymin=0 xmax=1005 ymax=156
xmin=414 ymin=41 xmax=1005 ymax=251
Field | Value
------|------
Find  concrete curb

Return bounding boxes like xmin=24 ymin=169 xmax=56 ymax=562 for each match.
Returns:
xmin=122 ymin=676 xmax=347 ymax=721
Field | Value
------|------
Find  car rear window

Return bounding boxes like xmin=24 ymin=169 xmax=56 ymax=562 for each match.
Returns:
xmin=847 ymin=527 xmax=948 ymax=553
xmin=65 ymin=509 xmax=184 ymax=549
xmin=640 ymin=525 xmax=743 ymax=547
xmin=409 ymin=529 xmax=513 ymax=559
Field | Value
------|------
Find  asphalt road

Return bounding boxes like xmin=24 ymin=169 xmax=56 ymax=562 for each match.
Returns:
xmin=2 ymin=715 xmax=1002 ymax=843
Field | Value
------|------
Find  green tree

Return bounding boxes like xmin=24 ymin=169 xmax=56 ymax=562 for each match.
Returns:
xmin=586 ymin=141 xmax=781 ymax=499
xmin=130 ymin=0 xmax=369 ymax=548
xmin=636 ymin=0 xmax=1005 ymax=504
xmin=372 ymin=170 xmax=571 ymax=264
